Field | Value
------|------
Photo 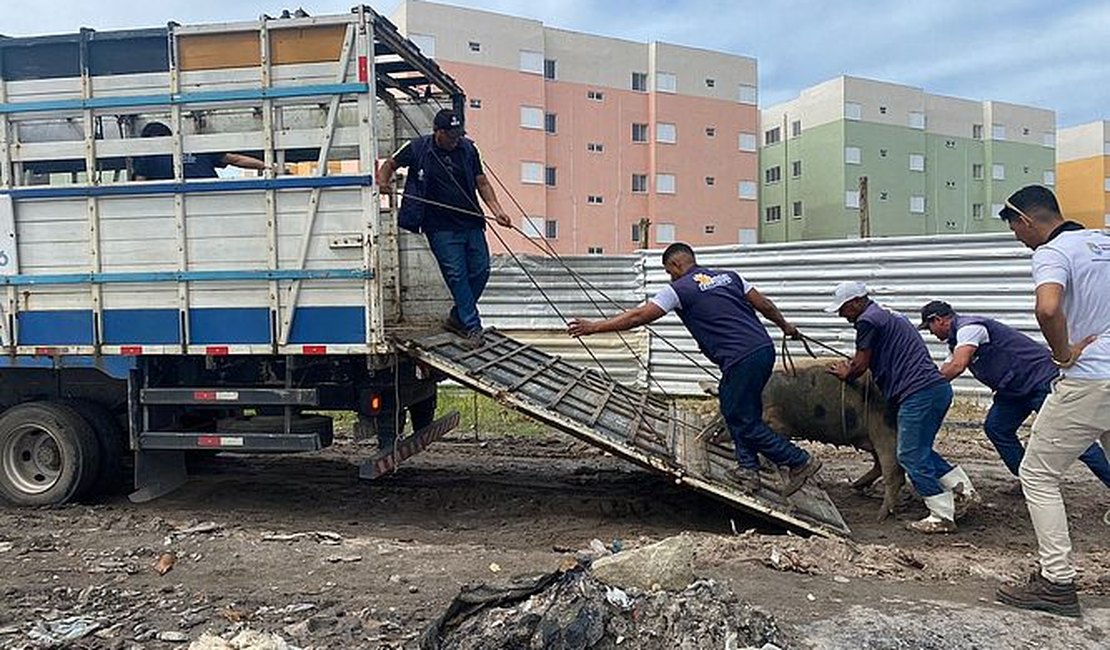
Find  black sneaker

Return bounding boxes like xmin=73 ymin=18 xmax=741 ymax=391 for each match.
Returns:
xmin=458 ymin=328 xmax=484 ymax=350
xmin=782 ymin=455 xmax=822 ymax=497
xmin=726 ymin=466 xmax=762 ymax=494
xmin=444 ymin=313 xmax=468 ymax=336
xmin=996 ymin=571 xmax=1080 ymax=618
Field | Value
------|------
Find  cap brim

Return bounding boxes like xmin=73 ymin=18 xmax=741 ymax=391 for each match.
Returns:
xmin=824 ymin=299 xmax=848 ymax=313
xmin=917 ymin=320 xmax=930 ymax=330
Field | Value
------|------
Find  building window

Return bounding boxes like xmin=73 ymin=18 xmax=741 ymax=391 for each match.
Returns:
xmin=410 ymin=33 xmax=436 ymax=57
xmin=631 ymin=72 xmax=648 ymax=92
xmin=972 ymin=163 xmax=984 ymax=180
xmin=909 ymin=154 xmax=925 ymax=171
xmin=469 ymin=98 xmax=482 ymax=109
xmin=587 ymin=246 xmax=604 ymax=255
xmin=879 ymin=191 xmax=888 ymax=201
xmin=908 ymin=111 xmax=926 ymax=130
xmin=1023 ymin=165 xmax=1030 ymax=174
xmin=791 ymin=120 xmax=802 ymax=137
xmin=845 ymin=146 xmax=861 ymax=164
xmin=631 ymin=173 xmax=648 ymax=193
xmin=705 ymin=176 xmax=715 ymax=186
xmin=991 ymin=123 xmax=1006 ymax=140
xmin=945 ymin=220 xmax=959 ymax=230
xmin=545 ymin=113 xmax=557 ymax=134
xmin=519 ymin=50 xmax=543 ymax=74
xmin=879 ymin=149 xmax=888 ymax=158
xmin=945 ymin=139 xmax=956 ymax=149
xmin=972 ymin=123 xmax=984 ymax=139
xmin=656 ymin=223 xmax=677 ymax=243
xmin=587 ymin=89 xmax=604 ymax=101
xmin=792 ymin=201 xmax=803 ymax=218
xmin=545 ymin=219 xmax=558 ymax=239
xmin=656 ymin=72 xmax=677 ymax=93
xmin=945 ymin=180 xmax=957 ymax=189
xmin=972 ymin=203 xmax=984 ymax=220
xmin=879 ymin=106 xmax=887 ymax=114
xmin=468 ymin=41 xmax=481 ymax=52
xmin=845 ymin=102 xmax=862 ymax=120
xmin=1043 ymin=132 xmax=1056 ymax=148
xmin=631 ymin=222 xmax=643 ymax=243
xmin=705 ymin=78 xmax=716 ymax=88
xmin=738 ymin=228 xmax=757 ymax=245
xmin=1022 ymin=127 xmax=1030 ymax=136
xmin=587 ymin=142 xmax=604 ymax=153
xmin=587 ymin=195 xmax=604 ymax=204
xmin=632 ymin=123 xmax=648 ymax=143
xmin=520 ymin=106 xmax=543 ymax=129
xmin=656 ymin=122 xmax=677 ymax=144
xmin=704 ymin=224 xmax=716 ymax=234
xmin=764 ymin=205 xmax=782 ymax=223
xmin=765 ymin=127 xmax=781 ymax=145
xmin=791 ymin=160 xmax=802 ymax=177
xmin=656 ymin=173 xmax=676 ymax=194
xmin=522 ymin=216 xmax=545 ymax=238
xmin=1104 ymin=177 xmax=1110 ymax=192
xmin=737 ymin=84 xmax=757 ymax=105
xmin=910 ymin=195 xmax=926 ymax=214
xmin=544 ymin=58 xmax=557 ymax=80
xmin=738 ymin=181 xmax=757 ymax=200
xmin=545 ymin=166 xmax=557 ymax=187
xmin=1105 ymin=214 xmax=1110 ymax=228
xmin=846 ymin=190 xmax=860 ymax=209
xmin=764 ymin=166 xmax=781 ymax=184
xmin=705 ymin=126 xmax=716 ymax=137
xmin=520 ymin=161 xmax=544 ymax=184
xmin=992 ymin=163 xmax=1005 ymax=180
xmin=738 ymin=133 xmax=757 ymax=152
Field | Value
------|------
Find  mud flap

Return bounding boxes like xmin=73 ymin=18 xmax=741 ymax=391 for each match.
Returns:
xmin=129 ymin=449 xmax=188 ymax=503
xmin=359 ymin=410 xmax=461 ymax=480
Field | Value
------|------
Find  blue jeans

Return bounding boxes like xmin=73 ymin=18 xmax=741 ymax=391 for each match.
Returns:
xmin=986 ymin=383 xmax=1110 ymax=487
xmin=426 ymin=228 xmax=491 ymax=332
xmin=896 ymin=381 xmax=955 ymax=498
xmin=719 ymin=345 xmax=810 ymax=471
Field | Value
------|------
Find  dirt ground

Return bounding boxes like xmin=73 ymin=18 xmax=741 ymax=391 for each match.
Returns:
xmin=1 ymin=409 xmax=1107 ymax=649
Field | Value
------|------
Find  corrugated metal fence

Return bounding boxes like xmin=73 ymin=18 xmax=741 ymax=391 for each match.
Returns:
xmin=480 ymin=233 xmax=1038 ymax=397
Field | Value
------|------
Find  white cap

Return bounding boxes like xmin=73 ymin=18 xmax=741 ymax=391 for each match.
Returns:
xmin=825 ymin=281 xmax=869 ymax=312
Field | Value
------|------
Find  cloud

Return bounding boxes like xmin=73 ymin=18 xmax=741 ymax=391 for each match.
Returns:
xmin=3 ymin=0 xmax=1105 ymax=126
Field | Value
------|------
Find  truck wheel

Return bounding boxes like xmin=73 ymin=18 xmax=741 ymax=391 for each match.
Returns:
xmin=61 ymin=400 xmax=125 ymax=497
xmin=0 ymin=402 xmax=101 ymax=506
xmin=409 ymin=393 xmax=438 ymax=432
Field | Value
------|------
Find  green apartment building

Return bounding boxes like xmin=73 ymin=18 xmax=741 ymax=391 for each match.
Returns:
xmin=759 ymin=76 xmax=1056 ymax=241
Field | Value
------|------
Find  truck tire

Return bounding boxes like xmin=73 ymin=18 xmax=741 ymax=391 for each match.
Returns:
xmin=409 ymin=393 xmax=438 ymax=432
xmin=60 ymin=400 xmax=126 ymax=497
xmin=0 ymin=402 xmax=101 ymax=506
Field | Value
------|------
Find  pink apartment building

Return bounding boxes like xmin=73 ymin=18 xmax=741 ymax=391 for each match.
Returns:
xmin=390 ymin=0 xmax=760 ymax=254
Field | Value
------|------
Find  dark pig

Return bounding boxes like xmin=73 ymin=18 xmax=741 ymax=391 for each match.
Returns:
xmin=701 ymin=357 xmax=904 ymax=521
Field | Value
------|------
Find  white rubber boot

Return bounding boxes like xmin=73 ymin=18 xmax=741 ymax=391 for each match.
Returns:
xmin=940 ymin=466 xmax=980 ymax=520
xmin=907 ymin=492 xmax=957 ymax=534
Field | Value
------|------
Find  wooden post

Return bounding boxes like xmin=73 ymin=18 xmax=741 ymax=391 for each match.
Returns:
xmin=858 ymin=176 xmax=870 ymax=239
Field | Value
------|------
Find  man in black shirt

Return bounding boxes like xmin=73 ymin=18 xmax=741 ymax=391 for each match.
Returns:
xmin=132 ymin=122 xmax=273 ymax=180
xmin=377 ymin=109 xmax=511 ymax=348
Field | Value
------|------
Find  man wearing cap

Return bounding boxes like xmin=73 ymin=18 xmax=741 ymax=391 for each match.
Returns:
xmin=827 ymin=282 xmax=974 ymax=533
xmin=377 ymin=108 xmax=512 ymax=348
xmin=920 ymin=300 xmax=1110 ymax=488
xmin=567 ymin=242 xmax=822 ymax=496
xmin=993 ymin=185 xmax=1110 ymax=617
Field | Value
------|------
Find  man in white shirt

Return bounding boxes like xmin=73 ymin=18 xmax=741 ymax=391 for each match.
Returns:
xmin=994 ymin=185 xmax=1110 ymax=618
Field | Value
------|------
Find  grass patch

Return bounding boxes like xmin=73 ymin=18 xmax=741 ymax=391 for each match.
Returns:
xmin=436 ymin=386 xmax=550 ymax=437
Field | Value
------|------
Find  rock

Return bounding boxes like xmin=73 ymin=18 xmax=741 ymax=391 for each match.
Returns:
xmin=158 ymin=630 xmax=189 ymax=642
xmin=591 ymin=534 xmax=696 ymax=592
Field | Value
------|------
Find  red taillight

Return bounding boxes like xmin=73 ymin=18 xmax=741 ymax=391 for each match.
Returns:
xmin=368 ymin=393 xmax=382 ymax=415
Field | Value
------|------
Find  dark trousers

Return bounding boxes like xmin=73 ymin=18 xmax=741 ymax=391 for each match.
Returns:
xmin=986 ymin=383 xmax=1110 ymax=487
xmin=426 ymin=228 xmax=491 ymax=332
xmin=718 ymin=346 xmax=809 ymax=471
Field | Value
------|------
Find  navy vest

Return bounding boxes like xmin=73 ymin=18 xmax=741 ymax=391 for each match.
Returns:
xmin=396 ymin=135 xmax=480 ymax=233
xmin=857 ymin=302 xmax=946 ymax=403
xmin=671 ymin=267 xmax=772 ymax=372
xmin=947 ymin=315 xmax=1058 ymax=397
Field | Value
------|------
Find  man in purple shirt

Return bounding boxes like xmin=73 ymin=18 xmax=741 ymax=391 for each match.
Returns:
xmin=828 ymin=282 xmax=975 ymax=533
xmin=568 ymin=242 xmax=821 ymax=496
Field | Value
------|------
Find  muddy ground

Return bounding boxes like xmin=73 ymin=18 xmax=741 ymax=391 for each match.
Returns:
xmin=0 ymin=408 xmax=1107 ymax=649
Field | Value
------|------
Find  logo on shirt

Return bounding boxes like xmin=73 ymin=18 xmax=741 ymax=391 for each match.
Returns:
xmin=692 ymin=273 xmax=733 ymax=292
xmin=1087 ymin=241 xmax=1110 ymax=258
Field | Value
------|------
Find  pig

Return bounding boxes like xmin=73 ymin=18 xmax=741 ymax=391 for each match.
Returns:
xmin=700 ymin=357 xmax=905 ymax=521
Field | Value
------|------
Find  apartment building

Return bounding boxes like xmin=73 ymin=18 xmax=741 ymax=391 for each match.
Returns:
xmin=1056 ymin=121 xmax=1110 ymax=229
xmin=759 ymin=76 xmax=1056 ymax=242
xmin=390 ymin=0 xmax=760 ymax=254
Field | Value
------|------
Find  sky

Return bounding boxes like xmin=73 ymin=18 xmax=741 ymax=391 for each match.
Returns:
xmin=2 ymin=0 xmax=1106 ymax=127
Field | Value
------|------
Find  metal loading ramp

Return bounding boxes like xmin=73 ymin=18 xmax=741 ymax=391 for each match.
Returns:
xmin=397 ymin=329 xmax=851 ymax=538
